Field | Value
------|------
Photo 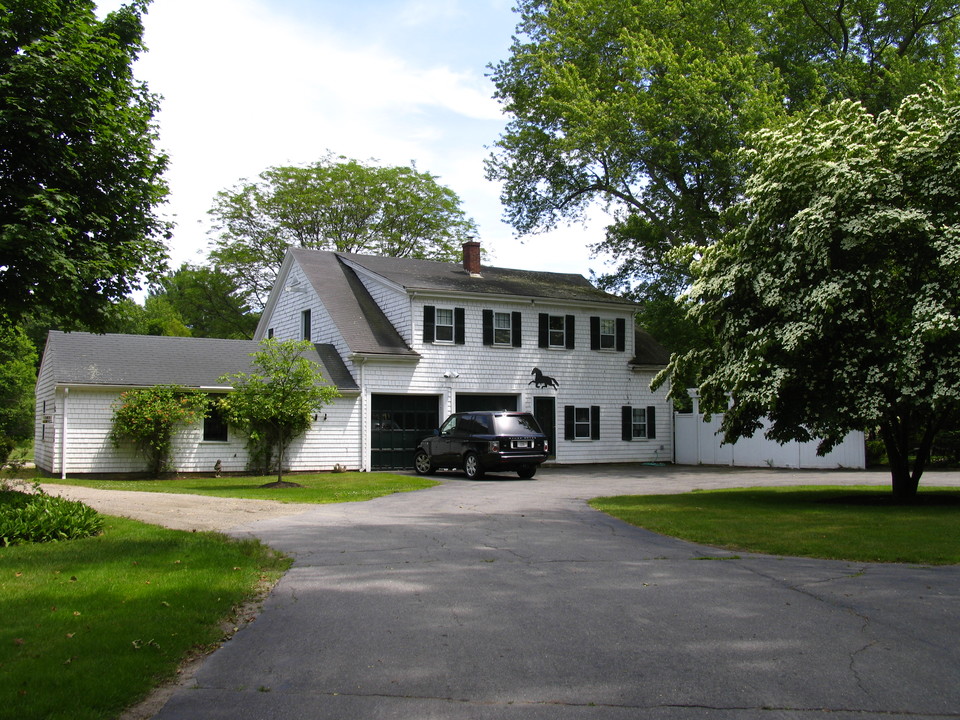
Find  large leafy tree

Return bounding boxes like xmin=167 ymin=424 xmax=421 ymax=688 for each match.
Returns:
xmin=662 ymin=86 xmax=960 ymax=499
xmin=0 ymin=0 xmax=170 ymax=330
xmin=487 ymin=0 xmax=960 ymax=317
xmin=107 ymin=296 xmax=192 ymax=337
xmin=209 ymin=153 xmax=478 ymax=309
xmin=0 ymin=324 xmax=37 ymax=462
xmin=219 ymin=339 xmax=340 ymax=487
xmin=151 ymin=264 xmax=258 ymax=339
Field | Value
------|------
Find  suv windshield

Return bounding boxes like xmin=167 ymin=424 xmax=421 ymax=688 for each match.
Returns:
xmin=493 ymin=414 xmax=542 ymax=435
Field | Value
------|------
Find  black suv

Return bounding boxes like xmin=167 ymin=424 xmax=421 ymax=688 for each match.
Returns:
xmin=414 ymin=411 xmax=549 ymax=479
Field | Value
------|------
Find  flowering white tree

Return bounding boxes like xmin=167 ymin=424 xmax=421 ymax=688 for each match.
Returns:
xmin=662 ymin=86 xmax=960 ymax=499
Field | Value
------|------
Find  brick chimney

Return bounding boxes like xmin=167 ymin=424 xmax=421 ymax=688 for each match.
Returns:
xmin=462 ymin=240 xmax=481 ymax=276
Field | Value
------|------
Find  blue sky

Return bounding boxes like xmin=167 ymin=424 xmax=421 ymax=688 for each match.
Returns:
xmin=96 ymin=0 xmax=614 ymax=277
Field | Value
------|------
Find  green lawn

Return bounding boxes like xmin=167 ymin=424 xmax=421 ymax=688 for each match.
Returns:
xmin=48 ymin=471 xmax=439 ymax=503
xmin=0 ymin=472 xmax=436 ymax=718
xmin=590 ymin=486 xmax=960 ymax=564
xmin=0 ymin=515 xmax=290 ymax=720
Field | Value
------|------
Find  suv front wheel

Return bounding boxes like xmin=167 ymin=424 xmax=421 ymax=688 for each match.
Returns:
xmin=414 ymin=449 xmax=436 ymax=475
xmin=463 ymin=451 xmax=485 ymax=479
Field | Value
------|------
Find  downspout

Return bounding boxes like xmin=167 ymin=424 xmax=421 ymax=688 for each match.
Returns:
xmin=60 ymin=387 xmax=69 ymax=480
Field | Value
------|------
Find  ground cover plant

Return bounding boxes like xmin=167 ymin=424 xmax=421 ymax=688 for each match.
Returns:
xmin=0 ymin=514 xmax=290 ymax=720
xmin=49 ymin=472 xmax=438 ymax=504
xmin=590 ymin=486 xmax=960 ymax=565
xmin=0 ymin=486 xmax=103 ymax=546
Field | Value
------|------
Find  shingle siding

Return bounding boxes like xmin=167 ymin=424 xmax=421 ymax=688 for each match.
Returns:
xmin=38 ymin=387 xmax=360 ymax=476
xmin=37 ymin=246 xmax=671 ymax=474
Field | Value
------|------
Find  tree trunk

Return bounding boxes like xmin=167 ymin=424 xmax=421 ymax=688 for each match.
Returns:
xmin=276 ymin=426 xmax=284 ymax=484
xmin=880 ymin=420 xmax=919 ymax=501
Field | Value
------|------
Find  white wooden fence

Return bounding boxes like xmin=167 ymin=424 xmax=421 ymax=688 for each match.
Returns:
xmin=674 ymin=391 xmax=865 ymax=469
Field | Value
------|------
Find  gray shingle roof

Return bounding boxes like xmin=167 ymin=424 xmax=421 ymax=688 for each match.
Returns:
xmin=631 ymin=328 xmax=671 ymax=366
xmin=290 ymin=249 xmax=419 ymax=358
xmin=290 ymin=248 xmax=637 ymax=357
xmin=42 ymin=331 xmax=357 ymax=391
xmin=337 ymin=251 xmax=635 ymax=305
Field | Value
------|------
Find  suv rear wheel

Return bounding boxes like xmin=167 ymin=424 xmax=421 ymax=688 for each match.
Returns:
xmin=463 ymin=451 xmax=485 ymax=479
xmin=517 ymin=464 xmax=537 ymax=479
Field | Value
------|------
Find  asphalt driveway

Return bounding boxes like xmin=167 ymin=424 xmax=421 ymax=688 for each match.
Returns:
xmin=152 ymin=466 xmax=960 ymax=719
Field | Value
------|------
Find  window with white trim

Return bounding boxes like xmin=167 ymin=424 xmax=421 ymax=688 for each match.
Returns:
xmin=599 ymin=318 xmax=616 ymax=349
xmin=621 ymin=405 xmax=657 ymax=440
xmin=632 ymin=407 xmax=647 ymax=438
xmin=539 ymin=314 xmax=575 ymax=349
xmin=564 ymin=405 xmax=600 ymax=441
xmin=574 ymin=407 xmax=591 ymax=438
xmin=423 ymin=305 xmax=465 ymax=344
xmin=493 ymin=311 xmax=512 ymax=345
xmin=435 ymin=307 xmax=455 ymax=342
xmin=548 ymin=315 xmax=565 ymax=347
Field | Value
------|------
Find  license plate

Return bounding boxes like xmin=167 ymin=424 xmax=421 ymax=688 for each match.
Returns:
xmin=514 ymin=440 xmax=532 ymax=449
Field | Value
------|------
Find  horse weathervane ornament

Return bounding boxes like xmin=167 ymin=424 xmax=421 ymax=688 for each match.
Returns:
xmin=529 ymin=367 xmax=559 ymax=389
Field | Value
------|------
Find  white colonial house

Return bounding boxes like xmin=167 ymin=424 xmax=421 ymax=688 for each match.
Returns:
xmin=35 ymin=242 xmax=672 ymax=476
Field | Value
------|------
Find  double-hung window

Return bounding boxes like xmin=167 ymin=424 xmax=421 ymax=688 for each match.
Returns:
xmin=632 ymin=407 xmax=647 ymax=438
xmin=549 ymin=315 xmax=565 ymax=347
xmin=599 ymin=319 xmax=616 ymax=349
xmin=493 ymin=312 xmax=512 ymax=345
xmin=590 ymin=316 xmax=626 ymax=351
xmin=621 ymin=405 xmax=657 ymax=440
xmin=564 ymin=405 xmax=600 ymax=441
xmin=435 ymin=307 xmax=455 ymax=342
xmin=574 ymin=407 xmax=592 ymax=438
xmin=483 ymin=309 xmax=522 ymax=347
xmin=423 ymin=305 xmax=466 ymax=344
xmin=539 ymin=313 xmax=575 ymax=349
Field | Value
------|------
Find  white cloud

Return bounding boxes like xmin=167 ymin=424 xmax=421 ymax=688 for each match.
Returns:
xmin=94 ymin=0 xmax=615 ymax=278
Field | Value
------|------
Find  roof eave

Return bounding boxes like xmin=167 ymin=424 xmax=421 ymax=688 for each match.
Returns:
xmin=404 ymin=286 xmax=638 ymax=310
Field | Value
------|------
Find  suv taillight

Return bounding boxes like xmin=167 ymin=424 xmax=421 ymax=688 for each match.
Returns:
xmin=490 ymin=441 xmax=500 ymax=452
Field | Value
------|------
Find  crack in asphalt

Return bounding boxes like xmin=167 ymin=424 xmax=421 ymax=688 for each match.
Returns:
xmin=186 ymin=685 xmax=960 ymax=717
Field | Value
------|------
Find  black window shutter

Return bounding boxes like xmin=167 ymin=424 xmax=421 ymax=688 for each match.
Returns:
xmin=565 ymin=315 xmax=576 ymax=349
xmin=512 ymin=311 xmax=522 ymax=347
xmin=454 ymin=307 xmax=466 ymax=345
xmin=646 ymin=406 xmax=657 ymax=439
xmin=590 ymin=316 xmax=600 ymax=350
xmin=564 ymin=405 xmax=574 ymax=440
xmin=482 ymin=309 xmax=494 ymax=345
xmin=590 ymin=406 xmax=600 ymax=440
xmin=423 ymin=305 xmax=435 ymax=343
xmin=538 ymin=313 xmax=549 ymax=348
xmin=622 ymin=406 xmax=632 ymax=441
xmin=616 ymin=318 xmax=626 ymax=352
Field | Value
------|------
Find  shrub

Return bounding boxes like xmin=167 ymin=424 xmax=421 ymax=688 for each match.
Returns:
xmin=0 ymin=488 xmax=104 ymax=546
xmin=110 ymin=385 xmax=208 ymax=476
